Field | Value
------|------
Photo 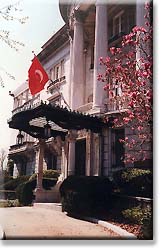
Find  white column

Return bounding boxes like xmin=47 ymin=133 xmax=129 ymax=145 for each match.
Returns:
xmin=102 ymin=128 xmax=109 ymax=176
xmin=85 ymin=130 xmax=93 ymax=176
xmin=68 ymin=37 xmax=73 ymax=108
xmin=136 ymin=0 xmax=148 ymax=63
xmin=35 ymin=139 xmax=45 ymax=202
xmin=68 ymin=143 xmax=76 ymax=176
xmin=102 ymin=127 xmax=112 ymax=176
xmin=71 ymin=17 xmax=84 ymax=110
xmin=67 ymin=130 xmax=77 ymax=176
xmin=136 ymin=0 xmax=146 ymax=27
xmin=93 ymin=2 xmax=108 ymax=112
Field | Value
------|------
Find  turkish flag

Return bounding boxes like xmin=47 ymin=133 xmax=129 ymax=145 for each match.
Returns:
xmin=28 ymin=56 xmax=49 ymax=95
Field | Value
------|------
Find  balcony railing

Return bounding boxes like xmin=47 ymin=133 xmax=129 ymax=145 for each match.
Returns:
xmin=47 ymin=76 xmax=66 ymax=91
xmin=12 ymin=96 xmax=40 ymax=116
xmin=104 ymin=97 xmax=128 ymax=113
xmin=9 ymin=141 xmax=35 ymax=155
xmin=108 ymin=31 xmax=126 ymax=46
xmin=77 ymin=102 xmax=93 ymax=113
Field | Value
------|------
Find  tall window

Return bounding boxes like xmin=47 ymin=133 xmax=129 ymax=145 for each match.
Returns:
xmin=61 ymin=59 xmax=65 ymax=76
xmin=113 ymin=11 xmax=125 ymax=36
xmin=112 ymin=129 xmax=125 ymax=168
xmin=55 ymin=65 xmax=60 ymax=80
xmin=108 ymin=7 xmax=136 ymax=41
xmin=90 ymin=46 xmax=94 ymax=69
xmin=49 ymin=60 xmax=65 ymax=81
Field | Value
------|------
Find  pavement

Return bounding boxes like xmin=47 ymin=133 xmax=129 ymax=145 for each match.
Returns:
xmin=0 ymin=207 xmax=122 ymax=240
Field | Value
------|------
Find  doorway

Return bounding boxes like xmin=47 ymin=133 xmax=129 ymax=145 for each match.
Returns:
xmin=114 ymin=129 xmax=125 ymax=167
xmin=75 ymin=139 xmax=86 ymax=176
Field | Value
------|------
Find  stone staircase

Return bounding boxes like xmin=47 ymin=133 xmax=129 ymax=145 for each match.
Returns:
xmin=33 ymin=202 xmax=62 ymax=212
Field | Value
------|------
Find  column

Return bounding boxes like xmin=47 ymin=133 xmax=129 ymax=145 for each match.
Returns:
xmin=102 ymin=127 xmax=109 ymax=176
xmin=136 ymin=0 xmax=146 ymax=27
xmin=71 ymin=15 xmax=84 ymax=110
xmin=136 ymin=0 xmax=147 ymax=61
xmin=92 ymin=133 xmax=101 ymax=176
xmin=69 ymin=37 xmax=73 ymax=108
xmin=93 ymin=2 xmax=108 ymax=112
xmin=67 ymin=130 xmax=77 ymax=176
xmin=102 ymin=127 xmax=112 ymax=176
xmin=85 ymin=130 xmax=93 ymax=176
xmin=35 ymin=139 xmax=45 ymax=202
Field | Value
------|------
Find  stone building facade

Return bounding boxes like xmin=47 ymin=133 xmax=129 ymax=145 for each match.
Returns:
xmin=8 ymin=0 xmax=152 ymax=180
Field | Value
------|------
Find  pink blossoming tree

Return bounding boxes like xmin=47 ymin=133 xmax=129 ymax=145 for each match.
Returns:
xmin=98 ymin=3 xmax=152 ymax=164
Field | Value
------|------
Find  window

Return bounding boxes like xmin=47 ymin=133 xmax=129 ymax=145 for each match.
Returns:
xmin=47 ymin=154 xmax=57 ymax=170
xmin=109 ymin=78 xmax=122 ymax=98
xmin=107 ymin=78 xmax=123 ymax=111
xmin=112 ymin=129 xmax=125 ymax=168
xmin=61 ymin=59 xmax=65 ymax=76
xmin=16 ymin=95 xmax=22 ymax=108
xmin=90 ymin=46 xmax=94 ymax=69
xmin=113 ymin=11 xmax=125 ymax=36
xmin=55 ymin=65 xmax=60 ymax=80
xmin=49 ymin=60 xmax=65 ymax=81
xmin=108 ymin=7 xmax=136 ymax=43
xmin=49 ymin=68 xmax=54 ymax=81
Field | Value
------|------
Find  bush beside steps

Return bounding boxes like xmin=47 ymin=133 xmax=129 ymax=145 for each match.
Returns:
xmin=59 ymin=176 xmax=114 ymax=215
xmin=16 ymin=170 xmax=60 ymax=206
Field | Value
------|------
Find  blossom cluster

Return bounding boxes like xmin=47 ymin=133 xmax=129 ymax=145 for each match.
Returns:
xmin=98 ymin=3 xmax=153 ymax=162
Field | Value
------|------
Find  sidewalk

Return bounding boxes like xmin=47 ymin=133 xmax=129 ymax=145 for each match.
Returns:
xmin=0 ymin=207 xmax=120 ymax=240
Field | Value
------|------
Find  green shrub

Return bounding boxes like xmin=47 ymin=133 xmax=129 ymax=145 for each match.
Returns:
xmin=29 ymin=170 xmax=60 ymax=181
xmin=113 ymin=168 xmax=152 ymax=198
xmin=122 ymin=206 xmax=145 ymax=224
xmin=0 ymin=199 xmax=20 ymax=208
xmin=60 ymin=176 xmax=114 ymax=215
xmin=16 ymin=180 xmax=36 ymax=206
xmin=122 ymin=204 xmax=152 ymax=239
xmin=0 ymin=190 xmax=16 ymax=200
xmin=16 ymin=178 xmax=57 ymax=205
xmin=0 ymin=175 xmax=30 ymax=191
xmin=0 ymin=175 xmax=13 ymax=186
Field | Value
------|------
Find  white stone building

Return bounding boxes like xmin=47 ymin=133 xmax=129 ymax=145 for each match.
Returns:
xmin=8 ymin=0 xmax=152 ymax=199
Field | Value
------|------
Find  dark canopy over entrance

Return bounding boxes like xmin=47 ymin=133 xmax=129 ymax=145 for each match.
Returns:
xmin=8 ymin=102 xmax=111 ymax=139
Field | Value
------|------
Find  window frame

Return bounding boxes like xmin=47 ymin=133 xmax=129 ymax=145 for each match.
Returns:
xmin=113 ymin=10 xmax=125 ymax=36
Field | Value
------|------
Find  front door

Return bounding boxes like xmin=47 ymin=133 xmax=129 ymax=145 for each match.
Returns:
xmin=75 ymin=139 xmax=86 ymax=176
xmin=115 ymin=129 xmax=125 ymax=167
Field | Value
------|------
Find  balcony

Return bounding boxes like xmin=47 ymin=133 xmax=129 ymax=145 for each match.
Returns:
xmin=12 ymin=96 xmax=40 ymax=116
xmin=9 ymin=141 xmax=35 ymax=156
xmin=47 ymin=76 xmax=66 ymax=94
xmin=104 ymin=96 xmax=128 ymax=114
xmin=77 ymin=102 xmax=93 ymax=113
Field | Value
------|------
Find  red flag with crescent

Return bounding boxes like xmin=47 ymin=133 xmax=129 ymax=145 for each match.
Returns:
xmin=28 ymin=56 xmax=49 ymax=95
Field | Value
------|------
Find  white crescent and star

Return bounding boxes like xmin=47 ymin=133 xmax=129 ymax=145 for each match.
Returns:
xmin=35 ymin=69 xmax=43 ymax=83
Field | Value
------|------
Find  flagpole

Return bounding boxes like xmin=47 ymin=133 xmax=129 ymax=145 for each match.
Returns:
xmin=32 ymin=50 xmax=36 ymax=57
xmin=49 ymin=79 xmax=71 ymax=110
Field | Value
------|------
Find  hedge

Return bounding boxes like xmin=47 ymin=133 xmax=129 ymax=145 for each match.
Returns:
xmin=112 ymin=168 xmax=153 ymax=198
xmin=59 ymin=176 xmax=114 ymax=215
xmin=0 ymin=175 xmax=30 ymax=191
xmin=0 ymin=190 xmax=16 ymax=200
xmin=122 ymin=204 xmax=153 ymax=239
xmin=0 ymin=175 xmax=13 ymax=186
xmin=16 ymin=178 xmax=57 ymax=205
xmin=29 ymin=170 xmax=60 ymax=181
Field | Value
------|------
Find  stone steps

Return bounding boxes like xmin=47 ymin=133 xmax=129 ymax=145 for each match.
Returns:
xmin=33 ymin=202 xmax=62 ymax=212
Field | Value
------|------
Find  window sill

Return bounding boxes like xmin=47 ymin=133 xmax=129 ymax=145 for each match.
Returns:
xmin=108 ymin=32 xmax=126 ymax=47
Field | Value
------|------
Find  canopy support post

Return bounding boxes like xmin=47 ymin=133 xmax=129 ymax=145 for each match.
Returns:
xmin=34 ymin=139 xmax=45 ymax=202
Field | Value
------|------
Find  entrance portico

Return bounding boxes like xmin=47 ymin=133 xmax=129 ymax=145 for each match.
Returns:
xmin=8 ymin=101 xmax=111 ymax=202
